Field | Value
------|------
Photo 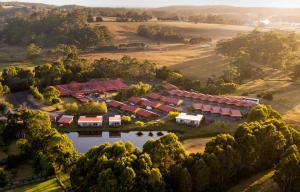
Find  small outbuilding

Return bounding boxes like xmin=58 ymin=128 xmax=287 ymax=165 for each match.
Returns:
xmin=175 ymin=113 xmax=203 ymax=127
xmin=109 ymin=115 xmax=122 ymax=127
xmin=58 ymin=115 xmax=74 ymax=126
xmin=78 ymin=116 xmax=103 ymax=127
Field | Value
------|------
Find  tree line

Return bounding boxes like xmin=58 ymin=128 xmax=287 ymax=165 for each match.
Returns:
xmin=0 ymin=52 xmax=156 ymax=93
xmin=0 ymin=50 xmax=237 ymax=96
xmin=0 ymin=9 xmax=113 ymax=49
xmin=70 ymin=105 xmax=300 ymax=192
xmin=216 ymin=30 xmax=300 ymax=81
xmin=137 ymin=25 xmax=185 ymax=43
xmin=188 ymin=14 xmax=246 ymax=25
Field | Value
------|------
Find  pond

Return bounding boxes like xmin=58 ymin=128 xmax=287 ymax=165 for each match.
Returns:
xmin=66 ymin=131 xmax=168 ymax=153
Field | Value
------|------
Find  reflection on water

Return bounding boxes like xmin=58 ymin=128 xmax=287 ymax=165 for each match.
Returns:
xmin=67 ymin=131 xmax=167 ymax=153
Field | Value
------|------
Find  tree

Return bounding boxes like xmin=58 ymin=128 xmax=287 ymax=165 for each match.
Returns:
xmin=169 ymin=165 xmax=192 ymax=192
xmin=143 ymin=133 xmax=187 ymax=174
xmin=70 ymin=142 xmax=165 ymax=192
xmin=204 ymin=134 xmax=241 ymax=189
xmin=27 ymin=43 xmax=42 ymax=59
xmin=30 ymin=86 xmax=43 ymax=100
xmin=43 ymin=86 xmax=60 ymax=102
xmin=0 ymin=82 xmax=10 ymax=96
xmin=65 ymin=102 xmax=79 ymax=115
xmin=0 ymin=168 xmax=8 ymax=187
xmin=274 ymin=145 xmax=300 ymax=192
xmin=247 ymin=105 xmax=280 ymax=122
xmin=79 ymin=101 xmax=108 ymax=115
xmin=2 ymin=67 xmax=35 ymax=92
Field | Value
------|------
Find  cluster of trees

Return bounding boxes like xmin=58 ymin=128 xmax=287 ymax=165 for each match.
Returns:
xmin=65 ymin=101 xmax=107 ymax=115
xmin=188 ymin=14 xmax=245 ymax=25
xmin=0 ymin=10 xmax=113 ymax=48
xmin=115 ymin=82 xmax=151 ymax=100
xmin=156 ymin=66 xmax=238 ymax=95
xmin=1 ymin=109 xmax=78 ymax=182
xmin=189 ymin=37 xmax=212 ymax=45
xmin=69 ymin=105 xmax=300 ymax=191
xmin=216 ymin=30 xmax=300 ymax=80
xmin=30 ymin=85 xmax=61 ymax=103
xmin=116 ymin=11 xmax=152 ymax=22
xmin=137 ymin=25 xmax=185 ymax=43
xmin=91 ymin=56 xmax=156 ymax=80
xmin=0 ymin=54 xmax=155 ymax=93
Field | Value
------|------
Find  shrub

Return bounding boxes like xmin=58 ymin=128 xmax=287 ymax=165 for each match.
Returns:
xmin=30 ymin=86 xmax=43 ymax=100
xmin=43 ymin=86 xmax=60 ymax=102
xmin=135 ymin=121 xmax=145 ymax=127
xmin=168 ymin=111 xmax=180 ymax=119
xmin=65 ymin=102 xmax=79 ymax=115
xmin=121 ymin=116 xmax=132 ymax=124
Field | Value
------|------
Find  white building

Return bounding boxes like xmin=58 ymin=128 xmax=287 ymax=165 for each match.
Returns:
xmin=175 ymin=113 xmax=204 ymax=127
xmin=109 ymin=115 xmax=122 ymax=127
xmin=78 ymin=116 xmax=103 ymax=127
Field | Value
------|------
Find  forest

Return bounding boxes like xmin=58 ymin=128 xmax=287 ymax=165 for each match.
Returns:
xmin=0 ymin=10 xmax=112 ymax=48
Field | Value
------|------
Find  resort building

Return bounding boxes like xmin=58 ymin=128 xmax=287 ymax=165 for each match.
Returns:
xmin=78 ymin=116 xmax=103 ymax=127
xmin=109 ymin=115 xmax=122 ymax=127
xmin=175 ymin=113 xmax=204 ymax=127
xmin=58 ymin=115 xmax=74 ymax=126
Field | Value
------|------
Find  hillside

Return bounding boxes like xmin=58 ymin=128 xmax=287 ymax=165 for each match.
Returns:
xmin=84 ymin=21 xmax=253 ymax=82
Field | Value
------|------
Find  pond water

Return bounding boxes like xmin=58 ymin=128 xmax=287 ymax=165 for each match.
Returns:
xmin=66 ymin=131 xmax=168 ymax=153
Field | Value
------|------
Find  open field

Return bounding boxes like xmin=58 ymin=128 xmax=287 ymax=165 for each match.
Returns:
xmin=182 ymin=137 xmax=211 ymax=154
xmin=228 ymin=170 xmax=281 ymax=192
xmin=83 ymin=21 xmax=253 ymax=81
xmin=98 ymin=21 xmax=254 ymax=43
xmin=235 ymin=69 xmax=300 ymax=124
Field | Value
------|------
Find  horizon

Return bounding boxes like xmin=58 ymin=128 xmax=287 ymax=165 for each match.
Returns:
xmin=1 ymin=0 xmax=300 ymax=8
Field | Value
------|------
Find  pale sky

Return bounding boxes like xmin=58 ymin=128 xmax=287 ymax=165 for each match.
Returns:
xmin=1 ymin=0 xmax=300 ymax=8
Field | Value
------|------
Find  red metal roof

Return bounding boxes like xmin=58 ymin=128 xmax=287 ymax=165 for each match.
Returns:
xmin=202 ymin=105 xmax=212 ymax=112
xmin=58 ymin=115 xmax=74 ymax=125
xmin=56 ymin=79 xmax=128 ymax=96
xmin=211 ymin=106 xmax=221 ymax=114
xmin=121 ymin=105 xmax=139 ymax=113
xmin=146 ymin=92 xmax=161 ymax=100
xmin=157 ymin=105 xmax=177 ymax=113
xmin=136 ymin=109 xmax=159 ymax=118
xmin=230 ymin=109 xmax=242 ymax=117
xmin=164 ymin=83 xmax=178 ymax=90
xmin=192 ymin=103 xmax=203 ymax=110
xmin=78 ymin=116 xmax=103 ymax=122
xmin=160 ymin=97 xmax=183 ymax=106
xmin=220 ymin=108 xmax=231 ymax=116
xmin=140 ymin=100 xmax=161 ymax=108
xmin=128 ymin=97 xmax=143 ymax=104
xmin=107 ymin=100 xmax=125 ymax=108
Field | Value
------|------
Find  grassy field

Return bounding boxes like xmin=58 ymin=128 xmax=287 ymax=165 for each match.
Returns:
xmin=83 ymin=21 xmax=253 ymax=81
xmin=6 ymin=174 xmax=69 ymax=192
xmin=228 ymin=170 xmax=281 ymax=192
xmin=97 ymin=21 xmax=254 ymax=43
xmin=235 ymin=68 xmax=300 ymax=124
